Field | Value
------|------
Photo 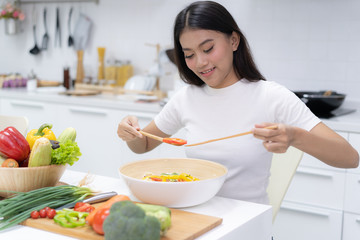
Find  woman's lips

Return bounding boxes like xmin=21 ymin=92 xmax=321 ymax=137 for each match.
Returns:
xmin=200 ymin=67 xmax=215 ymax=77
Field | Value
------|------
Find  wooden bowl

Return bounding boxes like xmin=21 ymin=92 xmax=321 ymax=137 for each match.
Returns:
xmin=119 ymin=158 xmax=228 ymax=208
xmin=0 ymin=165 xmax=66 ymax=198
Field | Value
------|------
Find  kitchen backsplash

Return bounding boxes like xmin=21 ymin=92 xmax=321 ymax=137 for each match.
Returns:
xmin=0 ymin=0 xmax=360 ymax=101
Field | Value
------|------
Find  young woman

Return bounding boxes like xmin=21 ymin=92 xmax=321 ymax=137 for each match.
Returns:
xmin=117 ymin=1 xmax=358 ymax=204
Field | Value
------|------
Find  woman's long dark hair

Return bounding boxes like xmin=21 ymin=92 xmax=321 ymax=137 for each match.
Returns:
xmin=173 ymin=1 xmax=266 ymax=86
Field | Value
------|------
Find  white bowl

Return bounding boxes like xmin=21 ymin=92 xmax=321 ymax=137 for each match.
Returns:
xmin=119 ymin=158 xmax=228 ymax=208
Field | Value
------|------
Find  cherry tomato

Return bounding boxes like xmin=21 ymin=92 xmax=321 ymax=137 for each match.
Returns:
xmin=30 ymin=210 xmax=40 ymax=219
xmin=43 ymin=207 xmax=51 ymax=213
xmin=47 ymin=208 xmax=57 ymax=219
xmin=74 ymin=202 xmax=86 ymax=209
xmin=92 ymin=208 xmax=110 ymax=235
xmin=39 ymin=209 xmax=47 ymax=218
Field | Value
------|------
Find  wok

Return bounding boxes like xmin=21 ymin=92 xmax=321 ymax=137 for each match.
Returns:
xmin=293 ymin=91 xmax=346 ymax=114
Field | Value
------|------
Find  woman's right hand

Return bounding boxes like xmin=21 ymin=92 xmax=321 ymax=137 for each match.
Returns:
xmin=117 ymin=115 xmax=143 ymax=142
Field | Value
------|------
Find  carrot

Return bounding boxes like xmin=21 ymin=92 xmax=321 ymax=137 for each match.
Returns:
xmin=86 ymin=194 xmax=130 ymax=225
xmin=1 ymin=158 xmax=19 ymax=168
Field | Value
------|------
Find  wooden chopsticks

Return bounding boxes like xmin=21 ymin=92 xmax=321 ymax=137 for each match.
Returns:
xmin=185 ymin=125 xmax=278 ymax=147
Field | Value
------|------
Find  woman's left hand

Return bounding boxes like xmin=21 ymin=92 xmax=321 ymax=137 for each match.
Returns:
xmin=252 ymin=123 xmax=295 ymax=153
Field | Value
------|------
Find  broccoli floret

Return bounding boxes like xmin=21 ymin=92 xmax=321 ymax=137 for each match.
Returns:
xmin=103 ymin=201 xmax=161 ymax=240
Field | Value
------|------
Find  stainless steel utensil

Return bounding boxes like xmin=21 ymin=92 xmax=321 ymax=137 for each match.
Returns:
xmin=41 ymin=8 xmax=49 ymax=50
xmin=56 ymin=191 xmax=117 ymax=210
xmin=54 ymin=7 xmax=61 ymax=47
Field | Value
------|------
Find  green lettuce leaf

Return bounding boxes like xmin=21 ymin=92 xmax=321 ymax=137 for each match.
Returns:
xmin=51 ymin=139 xmax=82 ymax=166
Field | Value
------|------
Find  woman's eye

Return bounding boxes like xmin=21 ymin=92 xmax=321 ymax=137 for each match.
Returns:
xmin=204 ymin=46 xmax=213 ymax=53
xmin=184 ymin=54 xmax=194 ymax=59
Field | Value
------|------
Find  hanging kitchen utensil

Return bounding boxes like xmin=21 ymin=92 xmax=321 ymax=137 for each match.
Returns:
xmin=29 ymin=25 xmax=41 ymax=55
xmin=185 ymin=125 xmax=278 ymax=147
xmin=29 ymin=7 xmax=41 ymax=55
xmin=67 ymin=7 xmax=74 ymax=47
xmin=54 ymin=7 xmax=61 ymax=47
xmin=41 ymin=8 xmax=49 ymax=50
xmin=73 ymin=14 xmax=92 ymax=83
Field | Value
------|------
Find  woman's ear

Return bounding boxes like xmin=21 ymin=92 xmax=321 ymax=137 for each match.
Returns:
xmin=231 ymin=32 xmax=240 ymax=51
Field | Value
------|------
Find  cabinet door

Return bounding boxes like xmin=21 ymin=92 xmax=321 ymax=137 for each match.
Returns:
xmin=0 ymin=99 xmax=60 ymax=132
xmin=344 ymin=172 xmax=360 ymax=214
xmin=273 ymin=202 xmax=343 ymax=240
xmin=61 ymin=106 xmax=163 ymax=178
xmin=348 ymin=133 xmax=360 ymax=174
xmin=284 ymin=166 xmax=345 ymax=210
xmin=342 ymin=212 xmax=360 ymax=240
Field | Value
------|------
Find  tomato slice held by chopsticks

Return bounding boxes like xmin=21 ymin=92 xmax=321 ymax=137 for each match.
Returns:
xmin=163 ymin=138 xmax=187 ymax=146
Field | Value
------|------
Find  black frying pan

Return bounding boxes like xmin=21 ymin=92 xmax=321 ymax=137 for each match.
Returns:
xmin=293 ymin=91 xmax=346 ymax=114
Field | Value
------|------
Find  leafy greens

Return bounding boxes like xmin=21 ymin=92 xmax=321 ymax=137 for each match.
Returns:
xmin=51 ymin=139 xmax=81 ymax=166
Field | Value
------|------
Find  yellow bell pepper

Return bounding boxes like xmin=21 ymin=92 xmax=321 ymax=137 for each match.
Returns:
xmin=26 ymin=123 xmax=56 ymax=150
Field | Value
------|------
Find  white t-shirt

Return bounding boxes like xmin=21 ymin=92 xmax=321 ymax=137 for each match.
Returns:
xmin=154 ymin=79 xmax=321 ymax=204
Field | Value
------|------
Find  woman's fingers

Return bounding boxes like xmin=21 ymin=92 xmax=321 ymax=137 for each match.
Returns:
xmin=117 ymin=116 xmax=143 ymax=141
xmin=253 ymin=123 xmax=291 ymax=153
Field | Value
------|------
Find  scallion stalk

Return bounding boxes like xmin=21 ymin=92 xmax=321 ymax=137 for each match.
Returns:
xmin=0 ymin=185 xmax=95 ymax=231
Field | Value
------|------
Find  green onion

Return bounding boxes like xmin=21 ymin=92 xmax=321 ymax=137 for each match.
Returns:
xmin=0 ymin=185 xmax=94 ymax=231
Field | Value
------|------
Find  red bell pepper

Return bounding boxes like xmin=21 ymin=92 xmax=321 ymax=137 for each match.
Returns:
xmin=0 ymin=127 xmax=30 ymax=161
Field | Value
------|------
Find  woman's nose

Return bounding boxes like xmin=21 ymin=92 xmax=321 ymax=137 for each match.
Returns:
xmin=196 ymin=54 xmax=208 ymax=68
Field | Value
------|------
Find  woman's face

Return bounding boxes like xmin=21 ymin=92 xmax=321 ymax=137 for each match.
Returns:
xmin=179 ymin=29 xmax=240 ymax=89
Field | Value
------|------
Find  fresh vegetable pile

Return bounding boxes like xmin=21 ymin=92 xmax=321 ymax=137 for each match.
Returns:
xmin=0 ymin=123 xmax=81 ymax=168
xmin=0 ymin=185 xmax=94 ymax=231
xmin=85 ymin=194 xmax=171 ymax=239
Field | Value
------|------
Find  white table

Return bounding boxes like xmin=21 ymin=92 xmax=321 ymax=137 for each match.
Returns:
xmin=0 ymin=170 xmax=272 ymax=240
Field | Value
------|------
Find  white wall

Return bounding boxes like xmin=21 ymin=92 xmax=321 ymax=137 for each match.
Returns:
xmin=1 ymin=0 xmax=360 ymax=101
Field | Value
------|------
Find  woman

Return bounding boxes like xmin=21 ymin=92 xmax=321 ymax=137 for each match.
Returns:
xmin=117 ymin=1 xmax=358 ymax=204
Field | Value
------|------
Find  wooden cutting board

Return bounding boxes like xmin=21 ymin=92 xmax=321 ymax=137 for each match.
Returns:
xmin=59 ymin=89 xmax=101 ymax=96
xmin=21 ymin=204 xmax=222 ymax=240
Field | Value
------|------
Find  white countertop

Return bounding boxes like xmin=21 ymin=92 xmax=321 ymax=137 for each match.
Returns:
xmin=0 ymin=170 xmax=272 ymax=240
xmin=2 ymin=88 xmax=360 ymax=134
xmin=0 ymin=88 xmax=163 ymax=114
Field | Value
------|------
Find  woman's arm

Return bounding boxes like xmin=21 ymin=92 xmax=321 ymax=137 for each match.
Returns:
xmin=117 ymin=117 xmax=170 ymax=154
xmin=253 ymin=122 xmax=359 ymax=168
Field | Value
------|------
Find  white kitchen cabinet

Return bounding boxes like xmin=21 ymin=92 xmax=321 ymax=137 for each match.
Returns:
xmin=284 ymin=166 xmax=346 ymax=210
xmin=0 ymin=99 xmax=61 ymax=131
xmin=0 ymin=94 xmax=187 ymax=178
xmin=342 ymin=212 xmax=360 ymax=240
xmin=47 ymin=104 xmax=168 ymax=178
xmin=344 ymin=172 xmax=360 ymax=214
xmin=273 ymin=201 xmax=343 ymax=240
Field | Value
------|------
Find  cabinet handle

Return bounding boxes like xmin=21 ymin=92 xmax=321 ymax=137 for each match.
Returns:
xmin=281 ymin=204 xmax=330 ymax=218
xmin=126 ymin=111 xmax=155 ymax=120
xmin=10 ymin=100 xmax=44 ymax=109
xmin=69 ymin=107 xmax=108 ymax=116
xmin=296 ymin=168 xmax=333 ymax=178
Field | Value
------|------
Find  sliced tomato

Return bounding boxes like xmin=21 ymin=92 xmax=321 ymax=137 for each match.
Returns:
xmin=150 ymin=177 xmax=162 ymax=181
xmin=163 ymin=138 xmax=187 ymax=146
xmin=92 ymin=208 xmax=110 ymax=235
xmin=74 ymin=202 xmax=95 ymax=212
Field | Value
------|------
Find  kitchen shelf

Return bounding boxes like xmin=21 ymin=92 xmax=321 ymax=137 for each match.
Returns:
xmin=16 ymin=0 xmax=99 ymax=4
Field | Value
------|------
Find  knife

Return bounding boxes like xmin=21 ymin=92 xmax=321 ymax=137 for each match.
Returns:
xmin=56 ymin=191 xmax=117 ymax=210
